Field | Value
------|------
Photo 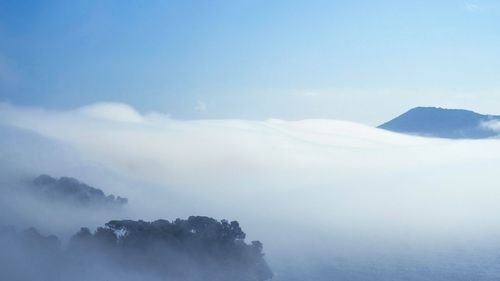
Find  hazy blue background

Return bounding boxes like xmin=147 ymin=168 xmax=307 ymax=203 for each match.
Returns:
xmin=1 ymin=0 xmax=499 ymax=124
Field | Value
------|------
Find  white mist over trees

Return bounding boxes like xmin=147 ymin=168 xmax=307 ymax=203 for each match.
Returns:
xmin=2 ymin=102 xmax=500 ymax=280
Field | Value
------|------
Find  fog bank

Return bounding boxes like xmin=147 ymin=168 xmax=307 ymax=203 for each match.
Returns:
xmin=2 ymin=102 xmax=500 ymax=280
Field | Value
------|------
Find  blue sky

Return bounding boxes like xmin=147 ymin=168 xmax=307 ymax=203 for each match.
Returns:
xmin=1 ymin=0 xmax=500 ymax=124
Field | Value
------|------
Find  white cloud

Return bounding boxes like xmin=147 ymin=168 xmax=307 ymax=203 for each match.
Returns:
xmin=194 ymin=99 xmax=208 ymax=113
xmin=464 ymin=2 xmax=481 ymax=12
xmin=3 ymin=102 xmax=500 ymax=278
xmin=78 ymin=102 xmax=144 ymax=123
xmin=481 ymin=119 xmax=500 ymax=132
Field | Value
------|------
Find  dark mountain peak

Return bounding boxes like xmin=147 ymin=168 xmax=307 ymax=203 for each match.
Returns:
xmin=404 ymin=106 xmax=486 ymax=118
xmin=379 ymin=107 xmax=500 ymax=139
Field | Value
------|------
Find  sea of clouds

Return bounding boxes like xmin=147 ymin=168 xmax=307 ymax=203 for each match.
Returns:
xmin=2 ymin=102 xmax=500 ymax=280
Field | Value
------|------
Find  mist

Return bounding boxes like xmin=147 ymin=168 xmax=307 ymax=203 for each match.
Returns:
xmin=2 ymin=102 xmax=500 ymax=280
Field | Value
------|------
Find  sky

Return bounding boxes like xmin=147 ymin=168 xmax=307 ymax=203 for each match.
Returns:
xmin=1 ymin=0 xmax=500 ymax=124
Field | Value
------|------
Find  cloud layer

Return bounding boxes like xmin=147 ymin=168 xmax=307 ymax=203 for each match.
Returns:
xmin=3 ymin=102 xmax=500 ymax=280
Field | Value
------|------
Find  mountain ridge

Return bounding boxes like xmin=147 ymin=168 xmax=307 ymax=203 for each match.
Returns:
xmin=378 ymin=107 xmax=500 ymax=139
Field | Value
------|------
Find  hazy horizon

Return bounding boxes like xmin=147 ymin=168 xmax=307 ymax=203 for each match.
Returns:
xmin=2 ymin=1 xmax=500 ymax=125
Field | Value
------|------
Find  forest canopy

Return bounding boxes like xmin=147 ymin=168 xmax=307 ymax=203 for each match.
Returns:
xmin=0 ymin=216 xmax=273 ymax=281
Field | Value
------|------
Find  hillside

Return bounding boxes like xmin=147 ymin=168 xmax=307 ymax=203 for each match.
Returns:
xmin=378 ymin=107 xmax=500 ymax=139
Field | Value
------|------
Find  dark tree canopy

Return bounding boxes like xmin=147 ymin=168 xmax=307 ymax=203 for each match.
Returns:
xmin=30 ymin=174 xmax=128 ymax=207
xmin=71 ymin=216 xmax=273 ymax=281
xmin=0 ymin=217 xmax=273 ymax=281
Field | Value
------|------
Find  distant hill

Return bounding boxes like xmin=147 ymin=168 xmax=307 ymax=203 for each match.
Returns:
xmin=378 ymin=107 xmax=500 ymax=139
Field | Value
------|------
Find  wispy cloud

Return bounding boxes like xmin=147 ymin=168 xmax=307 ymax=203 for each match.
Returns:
xmin=194 ymin=99 xmax=208 ymax=113
xmin=464 ymin=2 xmax=481 ymax=12
xmin=481 ymin=119 xmax=500 ymax=133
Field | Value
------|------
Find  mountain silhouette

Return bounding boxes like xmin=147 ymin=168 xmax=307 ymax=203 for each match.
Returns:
xmin=378 ymin=107 xmax=500 ymax=139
